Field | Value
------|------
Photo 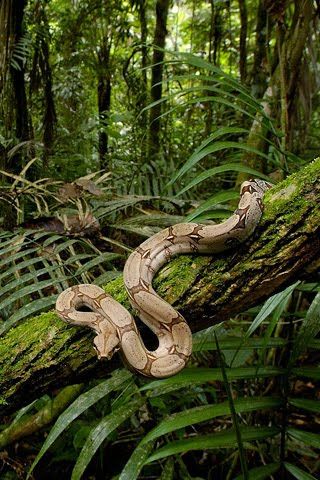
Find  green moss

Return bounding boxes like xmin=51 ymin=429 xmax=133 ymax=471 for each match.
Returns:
xmin=263 ymin=157 xmax=320 ymax=221
xmin=0 ymin=309 xmax=94 ymax=399
xmin=104 ymin=275 xmax=130 ymax=308
xmin=154 ymin=255 xmax=210 ymax=304
xmin=103 ymin=255 xmax=210 ymax=307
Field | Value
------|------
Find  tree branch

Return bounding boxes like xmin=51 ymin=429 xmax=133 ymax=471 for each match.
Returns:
xmin=0 ymin=159 xmax=319 ymax=416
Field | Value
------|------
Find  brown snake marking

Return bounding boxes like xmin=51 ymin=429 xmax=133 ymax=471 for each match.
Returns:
xmin=56 ymin=179 xmax=272 ymax=378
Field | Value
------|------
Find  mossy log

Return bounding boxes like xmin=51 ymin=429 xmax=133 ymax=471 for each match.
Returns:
xmin=0 ymin=159 xmax=319 ymax=416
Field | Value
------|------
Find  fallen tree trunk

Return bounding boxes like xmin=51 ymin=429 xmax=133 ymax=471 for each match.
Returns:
xmin=0 ymin=159 xmax=319 ymax=416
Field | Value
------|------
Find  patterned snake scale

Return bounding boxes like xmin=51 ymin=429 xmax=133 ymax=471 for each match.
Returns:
xmin=56 ymin=179 xmax=272 ymax=378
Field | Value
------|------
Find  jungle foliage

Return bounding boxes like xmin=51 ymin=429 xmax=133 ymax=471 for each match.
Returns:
xmin=0 ymin=0 xmax=319 ymax=479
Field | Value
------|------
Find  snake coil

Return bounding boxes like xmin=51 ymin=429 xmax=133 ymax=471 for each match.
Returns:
xmin=56 ymin=179 xmax=271 ymax=378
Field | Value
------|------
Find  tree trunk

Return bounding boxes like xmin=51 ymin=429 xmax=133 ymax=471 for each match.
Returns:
xmin=29 ymin=2 xmax=57 ymax=168
xmin=0 ymin=158 xmax=319 ymax=416
xmin=237 ymin=0 xmax=314 ymax=185
xmin=148 ymin=0 xmax=170 ymax=160
xmin=138 ymin=0 xmax=148 ymax=164
xmin=250 ymin=0 xmax=268 ymax=98
xmin=205 ymin=0 xmax=223 ymax=137
xmin=97 ymin=40 xmax=112 ymax=170
xmin=0 ymin=0 xmax=33 ymax=229
xmin=238 ymin=0 xmax=247 ymax=83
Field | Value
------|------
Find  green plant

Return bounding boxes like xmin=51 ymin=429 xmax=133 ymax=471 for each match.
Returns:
xmin=17 ymin=283 xmax=319 ymax=480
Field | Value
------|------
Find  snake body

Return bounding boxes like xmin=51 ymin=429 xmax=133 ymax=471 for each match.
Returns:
xmin=56 ymin=179 xmax=271 ymax=378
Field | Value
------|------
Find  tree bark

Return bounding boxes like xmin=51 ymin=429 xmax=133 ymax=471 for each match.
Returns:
xmin=250 ymin=0 xmax=268 ymax=98
xmin=236 ymin=0 xmax=314 ymax=189
xmin=0 ymin=159 xmax=319 ymax=416
xmin=238 ymin=0 xmax=247 ymax=83
xmin=97 ymin=41 xmax=112 ymax=170
xmin=1 ymin=0 xmax=34 ymax=229
xmin=148 ymin=0 xmax=170 ymax=160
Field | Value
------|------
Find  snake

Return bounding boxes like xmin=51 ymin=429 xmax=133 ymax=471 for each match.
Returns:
xmin=56 ymin=179 xmax=272 ymax=378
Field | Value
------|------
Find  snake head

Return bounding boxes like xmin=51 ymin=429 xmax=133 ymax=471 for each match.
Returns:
xmin=240 ymin=179 xmax=273 ymax=197
xmin=93 ymin=329 xmax=120 ymax=360
xmin=252 ymin=178 xmax=273 ymax=192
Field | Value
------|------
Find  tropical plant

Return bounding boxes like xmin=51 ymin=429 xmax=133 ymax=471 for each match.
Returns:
xmin=18 ymin=283 xmax=319 ymax=480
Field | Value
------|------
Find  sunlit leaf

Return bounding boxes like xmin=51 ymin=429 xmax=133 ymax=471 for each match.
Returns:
xmin=290 ymin=292 xmax=320 ymax=365
xmin=186 ymin=190 xmax=239 ymax=221
xmin=145 ymin=426 xmax=279 ymax=463
xmin=141 ymin=397 xmax=281 ymax=445
xmin=177 ymin=163 xmax=271 ymax=196
xmin=245 ymin=282 xmax=300 ymax=338
xmin=141 ymin=366 xmax=285 ymax=397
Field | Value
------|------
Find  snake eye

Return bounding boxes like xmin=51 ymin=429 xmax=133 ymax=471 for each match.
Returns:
xmin=240 ymin=182 xmax=254 ymax=195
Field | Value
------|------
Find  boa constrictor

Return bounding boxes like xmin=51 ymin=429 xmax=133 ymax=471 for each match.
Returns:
xmin=56 ymin=179 xmax=271 ymax=378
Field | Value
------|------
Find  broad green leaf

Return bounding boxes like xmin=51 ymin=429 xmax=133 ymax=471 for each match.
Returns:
xmin=190 ymin=209 xmax=232 ymax=222
xmin=288 ymin=398 xmax=320 ymax=414
xmin=288 ymin=428 xmax=320 ymax=449
xmin=309 ymin=339 xmax=320 ymax=349
xmin=177 ymin=163 xmax=271 ymax=196
xmin=0 ymin=257 xmax=46 ymax=283
xmin=193 ymin=336 xmax=287 ymax=352
xmin=284 ymin=463 xmax=317 ymax=480
xmin=71 ymin=397 xmax=144 ymax=480
xmin=170 ymin=140 xmax=269 ymax=187
xmin=186 ymin=190 xmax=239 ymax=221
xmin=140 ymin=367 xmax=285 ymax=397
xmin=245 ymin=282 xmax=300 ymax=337
xmin=140 ymin=95 xmax=168 ymax=114
xmin=215 ymin=333 xmax=249 ymax=478
xmin=119 ymin=441 xmax=155 ymax=480
xmin=170 ymin=85 xmax=265 ymax=122
xmin=297 ymin=283 xmax=320 ymax=292
xmin=167 ymin=51 xmax=256 ymax=98
xmin=95 ymin=196 xmax=154 ymax=218
xmin=0 ymin=265 xmax=68 ymax=296
xmin=0 ymin=245 xmax=40 ymax=267
xmin=121 ymin=213 xmax=183 ymax=227
xmin=0 ymin=278 xmax=59 ymax=310
xmin=184 ymin=95 xmax=264 ymax=124
xmin=28 ymin=370 xmax=132 ymax=478
xmin=0 ymin=295 xmax=58 ymax=334
xmin=291 ymin=292 xmax=320 ymax=365
xmin=51 ymin=239 xmax=77 ymax=254
xmin=141 ymin=397 xmax=281 ymax=445
xmin=145 ymin=426 xmax=279 ymax=463
xmin=167 ymin=127 xmax=248 ymax=186
xmin=233 ymin=462 xmax=280 ymax=480
xmin=159 ymin=458 xmax=175 ymax=480
xmin=74 ymin=252 xmax=121 ymax=275
xmin=292 ymin=367 xmax=320 ymax=380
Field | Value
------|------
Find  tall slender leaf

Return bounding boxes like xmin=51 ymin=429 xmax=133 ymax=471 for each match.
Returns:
xmin=28 ymin=370 xmax=133 ymax=477
xmin=71 ymin=397 xmax=144 ymax=480
xmin=145 ymin=426 xmax=280 ymax=464
xmin=284 ymin=463 xmax=317 ymax=480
